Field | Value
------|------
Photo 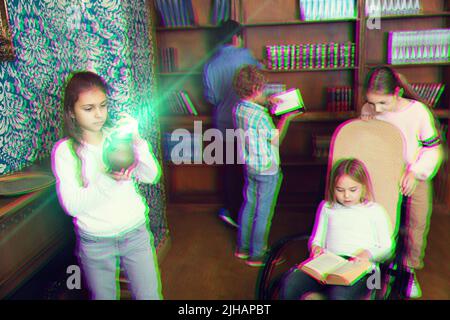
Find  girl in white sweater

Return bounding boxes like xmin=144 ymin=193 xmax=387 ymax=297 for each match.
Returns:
xmin=279 ymin=159 xmax=394 ymax=300
xmin=361 ymin=66 xmax=443 ymax=298
xmin=51 ymin=71 xmax=162 ymax=300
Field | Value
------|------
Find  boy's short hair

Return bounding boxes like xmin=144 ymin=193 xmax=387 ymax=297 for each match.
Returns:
xmin=233 ymin=65 xmax=266 ymax=99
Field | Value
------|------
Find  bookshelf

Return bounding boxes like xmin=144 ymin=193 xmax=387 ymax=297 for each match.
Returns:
xmin=151 ymin=0 xmax=450 ymax=212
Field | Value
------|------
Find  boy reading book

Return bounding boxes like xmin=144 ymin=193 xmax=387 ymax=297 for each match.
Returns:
xmin=233 ymin=65 xmax=302 ymax=266
xmin=279 ymin=159 xmax=394 ymax=299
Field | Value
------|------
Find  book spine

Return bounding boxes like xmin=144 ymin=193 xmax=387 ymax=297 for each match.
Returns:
xmin=290 ymin=44 xmax=296 ymax=70
xmin=333 ymin=43 xmax=339 ymax=68
xmin=186 ymin=0 xmax=195 ymax=25
xmin=165 ymin=0 xmax=175 ymax=27
xmin=171 ymin=0 xmax=181 ymax=27
xmin=180 ymin=90 xmax=198 ymax=115
xmin=309 ymin=44 xmax=315 ymax=68
xmin=155 ymin=0 xmax=166 ymax=27
xmin=303 ymin=44 xmax=308 ymax=69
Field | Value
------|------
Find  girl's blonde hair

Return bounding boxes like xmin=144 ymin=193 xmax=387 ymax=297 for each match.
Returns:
xmin=327 ymin=158 xmax=374 ymax=205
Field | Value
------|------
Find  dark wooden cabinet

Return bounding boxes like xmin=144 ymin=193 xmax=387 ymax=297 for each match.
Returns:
xmin=0 ymin=186 xmax=72 ymax=298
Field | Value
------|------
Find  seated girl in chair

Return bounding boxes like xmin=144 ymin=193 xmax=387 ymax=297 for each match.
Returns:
xmin=279 ymin=158 xmax=394 ymax=300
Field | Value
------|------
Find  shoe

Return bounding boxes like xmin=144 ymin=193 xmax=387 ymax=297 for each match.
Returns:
xmin=218 ymin=209 xmax=238 ymax=228
xmin=234 ymin=249 xmax=249 ymax=260
xmin=406 ymin=270 xmax=422 ymax=299
xmin=245 ymin=255 xmax=286 ymax=267
xmin=246 ymin=256 xmax=266 ymax=267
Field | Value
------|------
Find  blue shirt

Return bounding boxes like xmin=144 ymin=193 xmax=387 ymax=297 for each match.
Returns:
xmin=234 ymin=100 xmax=279 ymax=175
xmin=203 ymin=45 xmax=262 ymax=134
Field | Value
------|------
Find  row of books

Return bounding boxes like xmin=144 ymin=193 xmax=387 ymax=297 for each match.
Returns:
xmin=266 ymin=43 xmax=356 ymax=70
xmin=299 ymin=0 xmax=356 ymax=21
xmin=411 ymin=83 xmax=445 ymax=109
xmin=312 ymin=134 xmax=332 ymax=159
xmin=158 ymin=47 xmax=178 ymax=72
xmin=365 ymin=0 xmax=422 ymax=16
xmin=165 ymin=91 xmax=198 ymax=115
xmin=154 ymin=0 xmax=195 ymax=27
xmin=211 ymin=0 xmax=230 ymax=25
xmin=326 ymin=87 xmax=353 ymax=112
xmin=211 ymin=0 xmax=239 ymax=25
xmin=388 ymin=29 xmax=450 ymax=65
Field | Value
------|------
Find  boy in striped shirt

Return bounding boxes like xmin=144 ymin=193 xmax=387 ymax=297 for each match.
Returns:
xmin=233 ymin=65 xmax=300 ymax=266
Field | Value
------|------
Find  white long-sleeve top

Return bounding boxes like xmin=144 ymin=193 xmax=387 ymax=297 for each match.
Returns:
xmin=52 ymin=136 xmax=160 ymax=237
xmin=375 ymin=100 xmax=442 ymax=181
xmin=309 ymin=201 xmax=394 ymax=262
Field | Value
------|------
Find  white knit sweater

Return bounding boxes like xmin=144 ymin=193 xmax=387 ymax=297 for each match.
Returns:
xmin=310 ymin=201 xmax=394 ymax=262
xmin=52 ymin=137 xmax=160 ymax=237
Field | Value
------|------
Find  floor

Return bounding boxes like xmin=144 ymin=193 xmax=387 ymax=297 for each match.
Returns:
xmin=7 ymin=204 xmax=449 ymax=300
xmin=159 ymin=205 xmax=449 ymax=300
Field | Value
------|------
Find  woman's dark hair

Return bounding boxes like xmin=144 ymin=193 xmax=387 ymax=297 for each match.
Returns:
xmin=63 ymin=71 xmax=111 ymax=146
xmin=327 ymin=158 xmax=374 ymax=205
xmin=364 ymin=66 xmax=429 ymax=107
xmin=217 ymin=19 xmax=242 ymax=45
xmin=233 ymin=65 xmax=266 ymax=99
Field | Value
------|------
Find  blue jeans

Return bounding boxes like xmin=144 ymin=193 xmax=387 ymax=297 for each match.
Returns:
xmin=279 ymin=267 xmax=370 ymax=300
xmin=77 ymin=223 xmax=162 ymax=300
xmin=238 ymin=171 xmax=282 ymax=258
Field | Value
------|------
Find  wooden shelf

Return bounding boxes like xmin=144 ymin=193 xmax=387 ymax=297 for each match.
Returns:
xmin=281 ymin=156 xmax=328 ymax=166
xmin=293 ymin=111 xmax=356 ymax=122
xmin=159 ymin=115 xmax=210 ymax=127
xmin=157 ymin=71 xmax=202 ymax=76
xmin=367 ymin=63 xmax=450 ymax=68
xmin=159 ymin=112 xmax=356 ymax=126
xmin=156 ymin=24 xmax=217 ymax=31
xmin=374 ymin=11 xmax=450 ymax=20
xmin=163 ymin=155 xmax=328 ymax=167
xmin=243 ymin=18 xmax=357 ymax=27
xmin=266 ymin=67 xmax=357 ymax=73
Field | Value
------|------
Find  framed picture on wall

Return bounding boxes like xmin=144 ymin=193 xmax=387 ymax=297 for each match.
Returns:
xmin=0 ymin=0 xmax=14 ymax=61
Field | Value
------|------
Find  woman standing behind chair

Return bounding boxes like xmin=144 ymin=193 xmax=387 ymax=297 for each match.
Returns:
xmin=279 ymin=159 xmax=394 ymax=300
xmin=360 ymin=66 xmax=443 ymax=298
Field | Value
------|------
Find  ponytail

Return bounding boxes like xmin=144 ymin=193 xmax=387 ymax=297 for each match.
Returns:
xmin=365 ymin=66 xmax=429 ymax=107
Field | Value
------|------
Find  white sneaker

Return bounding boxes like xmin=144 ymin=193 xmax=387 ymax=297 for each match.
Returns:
xmin=407 ymin=271 xmax=422 ymax=299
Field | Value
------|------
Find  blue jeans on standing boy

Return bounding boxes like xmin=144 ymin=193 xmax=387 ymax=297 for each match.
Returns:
xmin=77 ymin=223 xmax=162 ymax=300
xmin=238 ymin=170 xmax=283 ymax=259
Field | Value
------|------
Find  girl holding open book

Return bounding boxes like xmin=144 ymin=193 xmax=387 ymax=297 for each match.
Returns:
xmin=360 ymin=66 xmax=443 ymax=298
xmin=279 ymin=159 xmax=394 ymax=300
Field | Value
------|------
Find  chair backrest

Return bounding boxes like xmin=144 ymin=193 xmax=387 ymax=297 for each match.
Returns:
xmin=329 ymin=119 xmax=405 ymax=231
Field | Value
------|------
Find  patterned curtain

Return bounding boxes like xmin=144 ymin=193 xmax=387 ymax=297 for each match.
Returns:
xmin=0 ymin=0 xmax=168 ymax=249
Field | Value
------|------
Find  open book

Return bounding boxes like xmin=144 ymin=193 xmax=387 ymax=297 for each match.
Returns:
xmin=270 ymin=88 xmax=306 ymax=116
xmin=298 ymin=251 xmax=372 ymax=286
